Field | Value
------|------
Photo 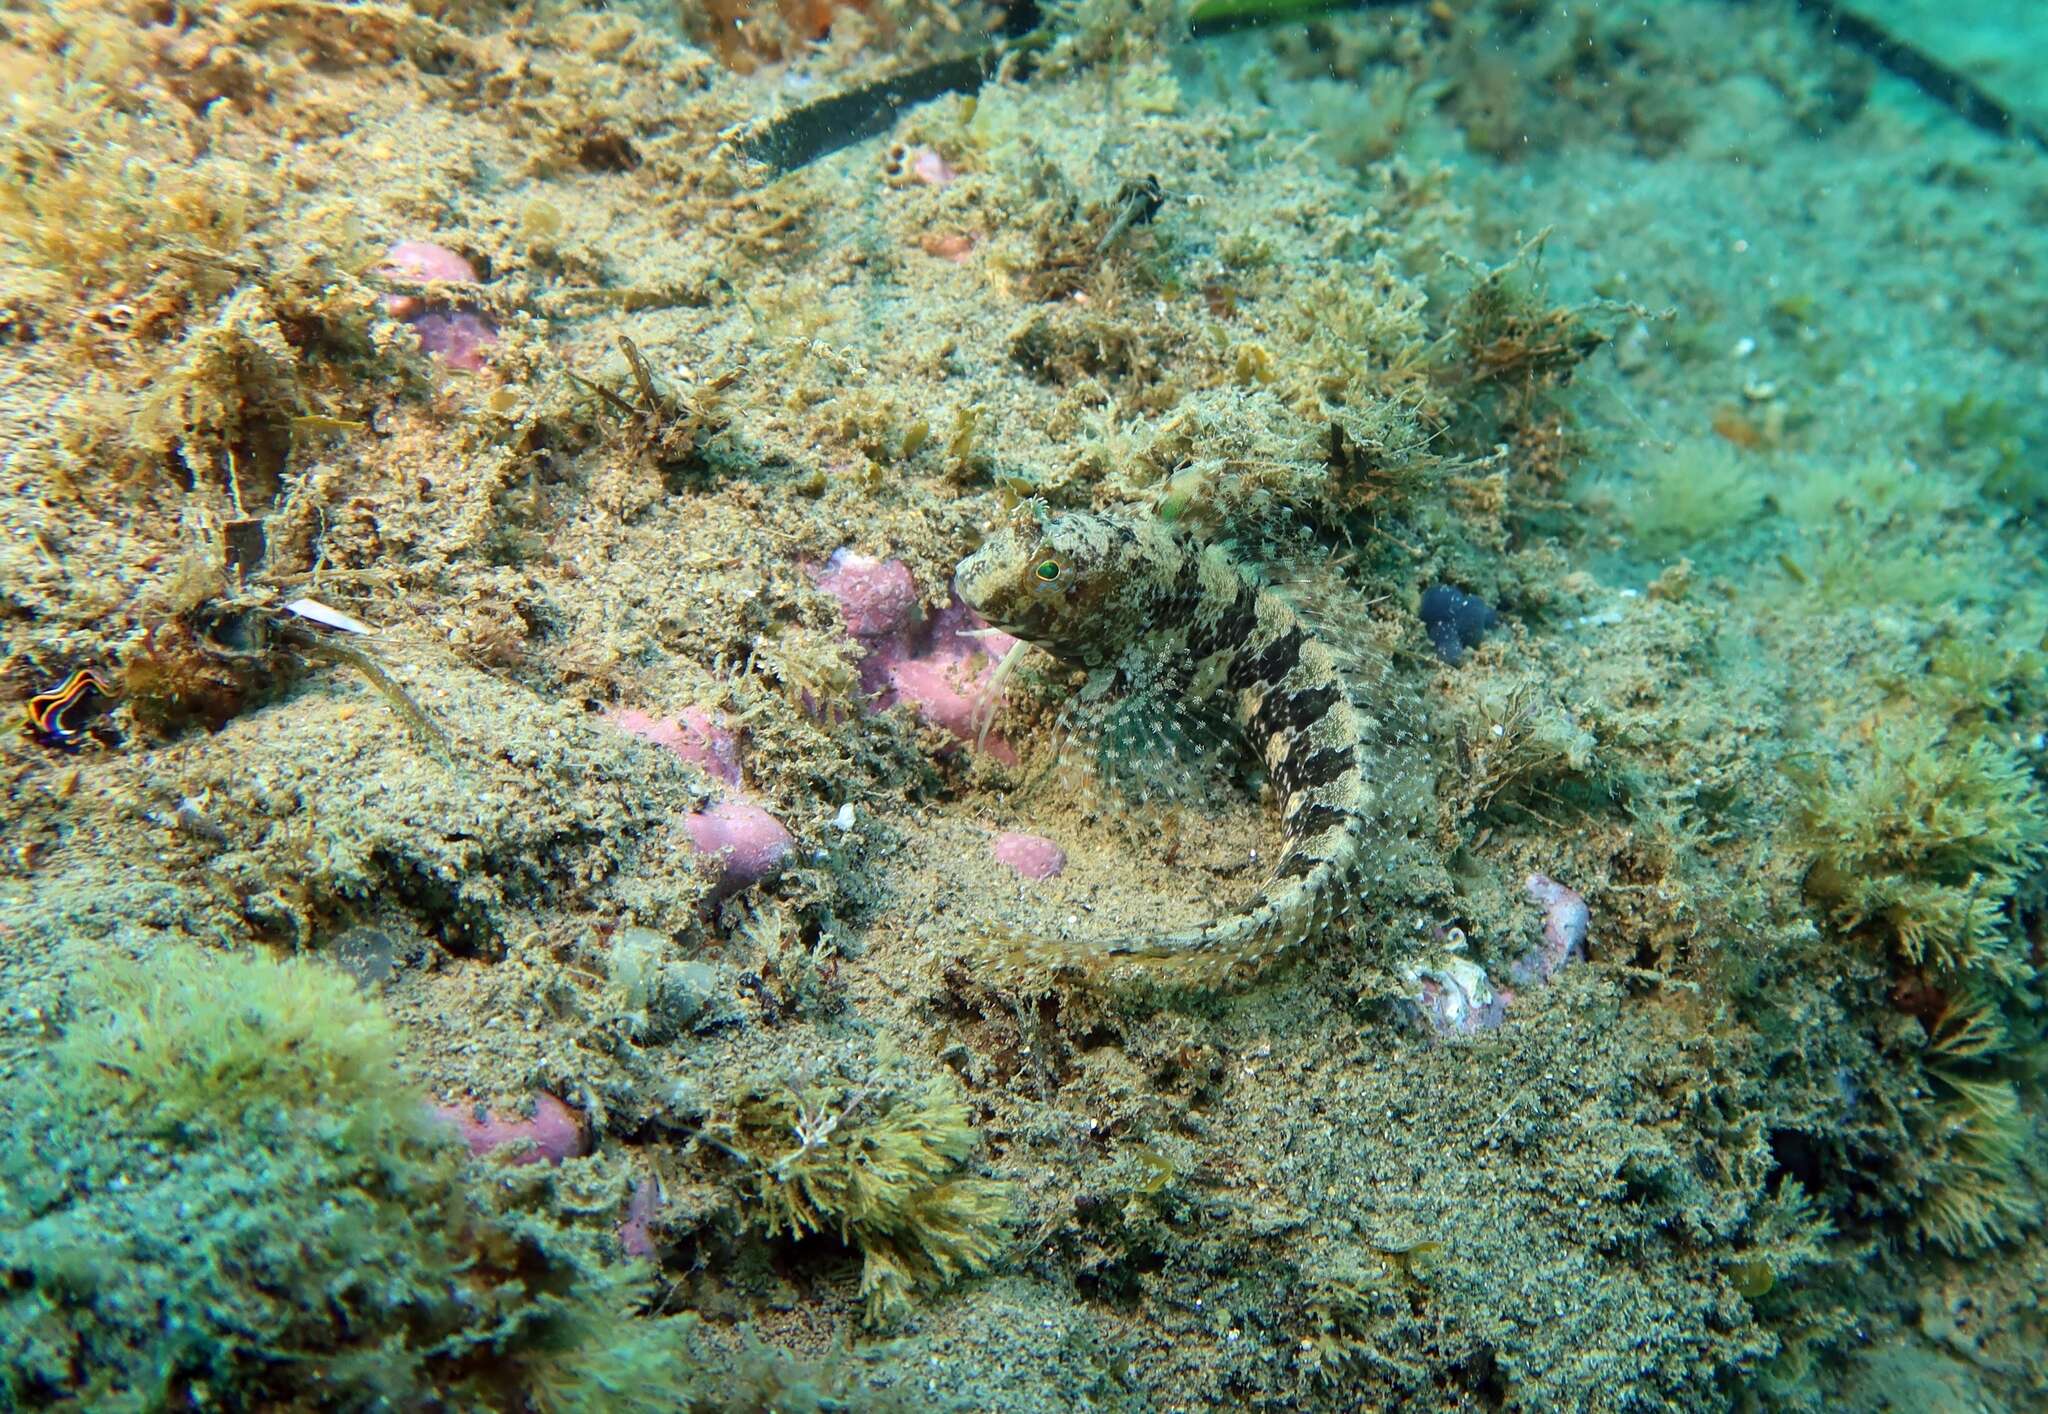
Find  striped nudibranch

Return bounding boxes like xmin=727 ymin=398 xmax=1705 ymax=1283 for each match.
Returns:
xmin=955 ymin=507 xmax=1422 ymax=983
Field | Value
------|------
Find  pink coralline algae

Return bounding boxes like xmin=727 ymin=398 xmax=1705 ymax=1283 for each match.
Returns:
xmin=1512 ymin=872 xmax=1590 ymax=987
xmin=815 ymin=548 xmax=919 ymax=643
xmin=882 ymin=601 xmax=1021 ymax=764
xmin=377 ymin=240 xmax=497 ymax=371
xmin=684 ymin=799 xmax=793 ymax=892
xmin=610 ymin=705 xmax=743 ymax=786
xmin=432 ymin=1092 xmax=587 ymax=1165
xmin=609 ymin=705 xmax=790 ymax=893
xmin=813 ymin=550 xmax=1019 ymax=763
xmin=992 ymin=831 xmax=1066 ymax=880
xmin=618 ymin=1175 xmax=664 ymax=1259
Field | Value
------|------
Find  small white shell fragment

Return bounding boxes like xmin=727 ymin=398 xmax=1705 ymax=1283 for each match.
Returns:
xmin=830 ymin=802 xmax=856 ymax=831
xmin=1401 ymin=956 xmax=1495 ymax=1028
xmin=282 ymin=597 xmax=373 ymax=635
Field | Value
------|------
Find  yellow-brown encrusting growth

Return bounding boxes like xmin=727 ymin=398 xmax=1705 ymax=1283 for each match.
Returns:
xmin=957 ymin=508 xmax=1420 ymax=983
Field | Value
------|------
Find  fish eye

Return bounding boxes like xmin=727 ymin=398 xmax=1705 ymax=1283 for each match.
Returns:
xmin=1034 ymin=558 xmax=1062 ymax=582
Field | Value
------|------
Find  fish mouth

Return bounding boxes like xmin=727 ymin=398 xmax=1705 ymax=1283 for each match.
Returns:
xmin=952 ymin=556 xmax=998 ymax=620
xmin=961 ymin=596 xmax=1029 ymax=642
xmin=954 ymin=540 xmax=1019 ymax=618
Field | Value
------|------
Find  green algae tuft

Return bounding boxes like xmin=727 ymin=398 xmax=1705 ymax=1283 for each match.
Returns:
xmin=1795 ymin=716 xmax=2047 ymax=982
xmin=717 ymin=1057 xmax=1016 ymax=1323
xmin=0 ymin=946 xmax=708 ymax=1411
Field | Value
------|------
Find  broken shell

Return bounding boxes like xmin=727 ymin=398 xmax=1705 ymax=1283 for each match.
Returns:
xmin=282 ymin=598 xmax=373 ymax=635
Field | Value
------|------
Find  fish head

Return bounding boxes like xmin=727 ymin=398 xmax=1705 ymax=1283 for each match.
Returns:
xmin=955 ymin=510 xmax=1156 ymax=666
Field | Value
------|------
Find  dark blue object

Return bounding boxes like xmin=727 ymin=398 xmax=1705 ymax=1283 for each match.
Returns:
xmin=1419 ymin=585 xmax=1497 ymax=666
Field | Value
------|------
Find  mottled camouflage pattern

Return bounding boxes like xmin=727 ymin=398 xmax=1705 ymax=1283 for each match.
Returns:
xmin=957 ymin=510 xmax=1393 ymax=981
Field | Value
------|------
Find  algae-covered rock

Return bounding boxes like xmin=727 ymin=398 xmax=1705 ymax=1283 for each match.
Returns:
xmin=0 ymin=945 xmax=706 ymax=1411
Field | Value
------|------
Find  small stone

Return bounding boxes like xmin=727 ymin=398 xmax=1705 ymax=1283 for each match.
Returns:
xmin=910 ymin=146 xmax=958 ymax=186
xmin=1512 ymin=872 xmax=1589 ymax=986
xmin=667 ymin=961 xmax=722 ymax=1024
xmin=329 ymin=925 xmax=397 ymax=989
xmin=812 ymin=555 xmax=1018 ymax=761
xmin=919 ymin=231 xmax=977 ymax=262
xmin=618 ymin=1176 xmax=664 ymax=1259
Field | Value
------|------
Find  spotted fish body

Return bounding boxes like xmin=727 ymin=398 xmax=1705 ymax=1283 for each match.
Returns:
xmin=956 ymin=509 xmax=1409 ymax=982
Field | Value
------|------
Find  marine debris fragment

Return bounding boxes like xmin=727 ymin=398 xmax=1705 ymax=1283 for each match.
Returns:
xmin=1404 ymin=951 xmax=1506 ymax=1034
xmin=1094 ymin=174 xmax=1166 ymax=258
xmin=565 ymin=335 xmax=737 ymax=474
xmin=1405 ymin=874 xmax=1587 ymax=1035
xmin=284 ymin=626 xmax=455 ymax=762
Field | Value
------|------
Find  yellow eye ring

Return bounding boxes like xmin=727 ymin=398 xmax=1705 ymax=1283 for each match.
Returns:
xmin=1034 ymin=558 xmax=1061 ymax=582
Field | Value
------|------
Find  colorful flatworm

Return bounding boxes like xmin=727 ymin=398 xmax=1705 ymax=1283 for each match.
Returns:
xmin=24 ymin=669 xmax=114 ymax=749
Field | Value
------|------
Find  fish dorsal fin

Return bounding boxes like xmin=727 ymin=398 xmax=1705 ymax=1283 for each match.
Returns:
xmin=1254 ymin=547 xmax=1404 ymax=695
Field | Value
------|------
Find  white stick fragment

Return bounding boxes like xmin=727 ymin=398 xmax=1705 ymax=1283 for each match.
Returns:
xmin=282 ymin=597 xmax=374 ymax=635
